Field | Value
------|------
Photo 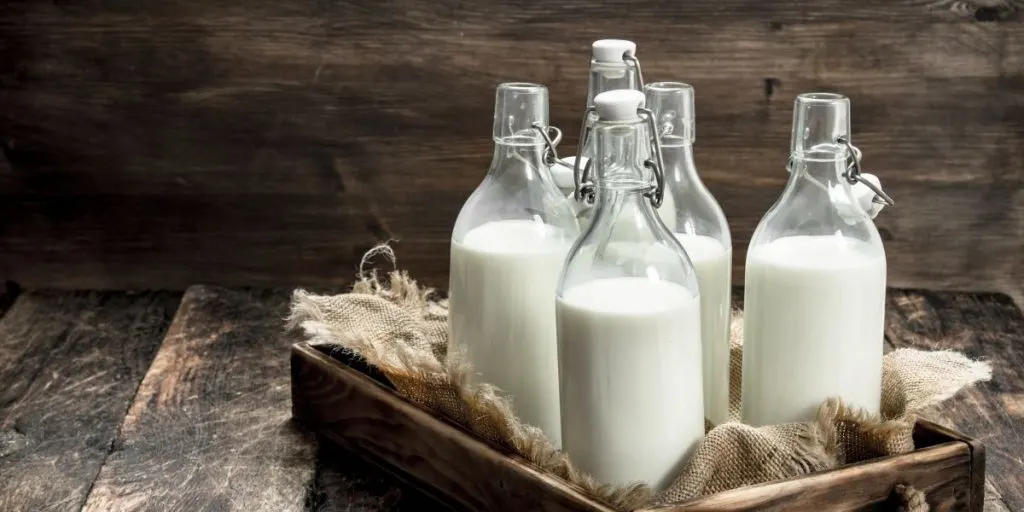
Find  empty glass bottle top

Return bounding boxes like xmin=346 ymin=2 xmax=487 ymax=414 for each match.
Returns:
xmin=791 ymin=92 xmax=850 ymax=160
xmin=493 ymin=82 xmax=549 ymax=143
xmin=645 ymin=82 xmax=695 ymax=145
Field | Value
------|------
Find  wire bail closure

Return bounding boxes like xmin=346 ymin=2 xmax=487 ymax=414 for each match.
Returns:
xmin=623 ymin=54 xmax=645 ymax=90
xmin=572 ymin=106 xmax=666 ymax=208
xmin=837 ymin=136 xmax=895 ymax=207
xmin=530 ymin=123 xmax=564 ymax=167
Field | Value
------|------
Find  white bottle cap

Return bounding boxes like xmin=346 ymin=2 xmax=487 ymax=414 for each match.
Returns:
xmin=594 ymin=89 xmax=646 ymax=122
xmin=552 ymin=156 xmax=589 ymax=191
xmin=592 ymin=39 xmax=637 ymax=64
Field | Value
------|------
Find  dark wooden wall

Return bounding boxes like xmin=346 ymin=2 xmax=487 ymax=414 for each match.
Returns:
xmin=1 ymin=0 xmax=1022 ymax=297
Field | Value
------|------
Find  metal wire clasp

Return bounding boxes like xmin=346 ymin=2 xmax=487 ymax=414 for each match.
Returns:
xmin=641 ymin=107 xmax=666 ymax=208
xmin=623 ymin=54 xmax=645 ymax=89
xmin=837 ymin=136 xmax=895 ymax=207
xmin=530 ymin=123 xmax=563 ymax=167
xmin=572 ymin=106 xmax=666 ymax=209
xmin=573 ymin=107 xmax=597 ymax=204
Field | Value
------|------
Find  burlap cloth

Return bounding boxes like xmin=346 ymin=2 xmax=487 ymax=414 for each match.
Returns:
xmin=288 ymin=249 xmax=992 ymax=511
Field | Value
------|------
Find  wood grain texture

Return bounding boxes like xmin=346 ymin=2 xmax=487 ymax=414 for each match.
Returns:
xmin=80 ymin=285 xmax=439 ymax=512
xmin=885 ymin=291 xmax=1024 ymax=512
xmin=1 ymin=1 xmax=1023 ymax=293
xmin=0 ymin=291 xmax=181 ymax=512
xmin=292 ymin=343 xmax=616 ymax=512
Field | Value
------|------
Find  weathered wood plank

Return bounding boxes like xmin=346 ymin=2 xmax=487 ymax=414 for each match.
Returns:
xmin=0 ymin=291 xmax=181 ymax=512
xmin=885 ymin=291 xmax=1024 ymax=511
xmin=82 ymin=285 xmax=440 ymax=511
xmin=0 ymin=0 xmax=1022 ymax=292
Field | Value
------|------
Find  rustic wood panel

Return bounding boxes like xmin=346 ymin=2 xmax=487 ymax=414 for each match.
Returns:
xmin=81 ymin=285 xmax=440 ymax=511
xmin=0 ymin=291 xmax=181 ymax=512
xmin=1 ymin=0 xmax=1023 ymax=294
xmin=885 ymin=291 xmax=1024 ymax=511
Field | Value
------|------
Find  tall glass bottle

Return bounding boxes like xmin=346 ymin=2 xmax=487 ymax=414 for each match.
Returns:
xmin=449 ymin=83 xmax=579 ymax=446
xmin=645 ymin=82 xmax=733 ymax=427
xmin=741 ymin=93 xmax=887 ymax=426
xmin=557 ymin=89 xmax=704 ymax=490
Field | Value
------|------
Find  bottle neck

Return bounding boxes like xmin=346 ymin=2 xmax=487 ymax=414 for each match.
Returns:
xmin=488 ymin=139 xmax=552 ymax=184
xmin=592 ymin=122 xmax=651 ymax=192
xmin=789 ymin=154 xmax=846 ymax=184
xmin=662 ymin=142 xmax=700 ymax=188
xmin=587 ymin=62 xmax=640 ymax=107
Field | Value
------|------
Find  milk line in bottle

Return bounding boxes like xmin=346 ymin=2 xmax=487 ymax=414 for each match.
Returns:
xmin=448 ymin=83 xmax=579 ymax=447
xmin=557 ymin=89 xmax=704 ymax=490
xmin=645 ymin=82 xmax=733 ymax=427
xmin=741 ymin=93 xmax=888 ymax=426
xmin=548 ymin=40 xmax=676 ymax=232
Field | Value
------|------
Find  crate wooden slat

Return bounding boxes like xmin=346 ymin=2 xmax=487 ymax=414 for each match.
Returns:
xmin=291 ymin=342 xmax=985 ymax=512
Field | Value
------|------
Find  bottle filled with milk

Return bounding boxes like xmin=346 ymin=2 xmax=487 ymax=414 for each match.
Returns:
xmin=556 ymin=89 xmax=704 ymax=490
xmin=645 ymin=82 xmax=733 ymax=427
xmin=449 ymin=83 xmax=579 ymax=447
xmin=549 ymin=40 xmax=676 ymax=231
xmin=741 ymin=93 xmax=889 ymax=426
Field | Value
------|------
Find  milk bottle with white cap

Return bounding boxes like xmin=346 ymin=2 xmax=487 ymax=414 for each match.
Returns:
xmin=551 ymin=40 xmax=675 ymax=231
xmin=741 ymin=93 xmax=891 ymax=426
xmin=645 ymin=82 xmax=733 ymax=427
xmin=557 ymin=89 xmax=704 ymax=490
xmin=449 ymin=83 xmax=579 ymax=447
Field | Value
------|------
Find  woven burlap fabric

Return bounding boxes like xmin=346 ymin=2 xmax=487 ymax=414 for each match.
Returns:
xmin=289 ymin=255 xmax=991 ymax=511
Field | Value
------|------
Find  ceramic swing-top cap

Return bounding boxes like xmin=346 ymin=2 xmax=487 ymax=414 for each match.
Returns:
xmin=592 ymin=39 xmax=637 ymax=64
xmin=594 ymin=89 xmax=645 ymax=122
xmin=553 ymin=156 xmax=588 ymax=190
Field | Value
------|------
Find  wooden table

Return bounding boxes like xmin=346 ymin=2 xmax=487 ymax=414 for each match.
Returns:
xmin=1 ymin=283 xmax=1021 ymax=511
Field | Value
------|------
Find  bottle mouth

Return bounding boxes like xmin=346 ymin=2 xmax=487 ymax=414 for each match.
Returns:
xmin=798 ymin=92 xmax=846 ymax=103
xmin=499 ymin=82 xmax=544 ymax=93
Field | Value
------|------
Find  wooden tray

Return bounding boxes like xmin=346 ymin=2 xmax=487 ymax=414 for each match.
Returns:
xmin=291 ymin=342 xmax=985 ymax=511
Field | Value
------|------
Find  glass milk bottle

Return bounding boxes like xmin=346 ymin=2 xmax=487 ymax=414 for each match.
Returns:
xmin=645 ymin=82 xmax=733 ymax=427
xmin=556 ymin=90 xmax=704 ymax=490
xmin=449 ymin=83 xmax=579 ymax=446
xmin=741 ymin=93 xmax=887 ymax=426
xmin=554 ymin=39 xmax=676 ymax=232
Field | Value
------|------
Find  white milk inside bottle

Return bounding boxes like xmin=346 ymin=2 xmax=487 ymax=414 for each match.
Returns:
xmin=558 ymin=277 xmax=702 ymax=489
xmin=741 ymin=92 xmax=888 ymax=426
xmin=450 ymin=220 xmax=570 ymax=444
xmin=674 ymin=234 xmax=732 ymax=424
xmin=448 ymin=83 xmax=579 ymax=446
xmin=742 ymin=236 xmax=885 ymax=425
xmin=646 ymin=82 xmax=733 ymax=426
xmin=557 ymin=90 xmax=704 ymax=490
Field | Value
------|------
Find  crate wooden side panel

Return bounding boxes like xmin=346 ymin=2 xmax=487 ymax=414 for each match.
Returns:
xmin=290 ymin=343 xmax=613 ymax=512
xmin=646 ymin=441 xmax=979 ymax=511
xmin=291 ymin=342 xmax=985 ymax=512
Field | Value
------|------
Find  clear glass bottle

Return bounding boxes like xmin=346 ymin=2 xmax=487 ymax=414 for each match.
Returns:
xmin=556 ymin=89 xmax=704 ymax=490
xmin=741 ymin=93 xmax=887 ymax=426
xmin=448 ymin=83 xmax=579 ymax=447
xmin=645 ymin=82 xmax=733 ymax=427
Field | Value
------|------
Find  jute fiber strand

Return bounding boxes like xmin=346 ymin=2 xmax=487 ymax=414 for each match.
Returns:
xmin=288 ymin=247 xmax=991 ymax=511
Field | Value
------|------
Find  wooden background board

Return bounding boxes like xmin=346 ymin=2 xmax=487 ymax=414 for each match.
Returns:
xmin=1 ymin=0 xmax=1023 ymax=296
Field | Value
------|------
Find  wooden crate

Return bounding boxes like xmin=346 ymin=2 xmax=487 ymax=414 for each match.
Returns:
xmin=290 ymin=342 xmax=986 ymax=512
